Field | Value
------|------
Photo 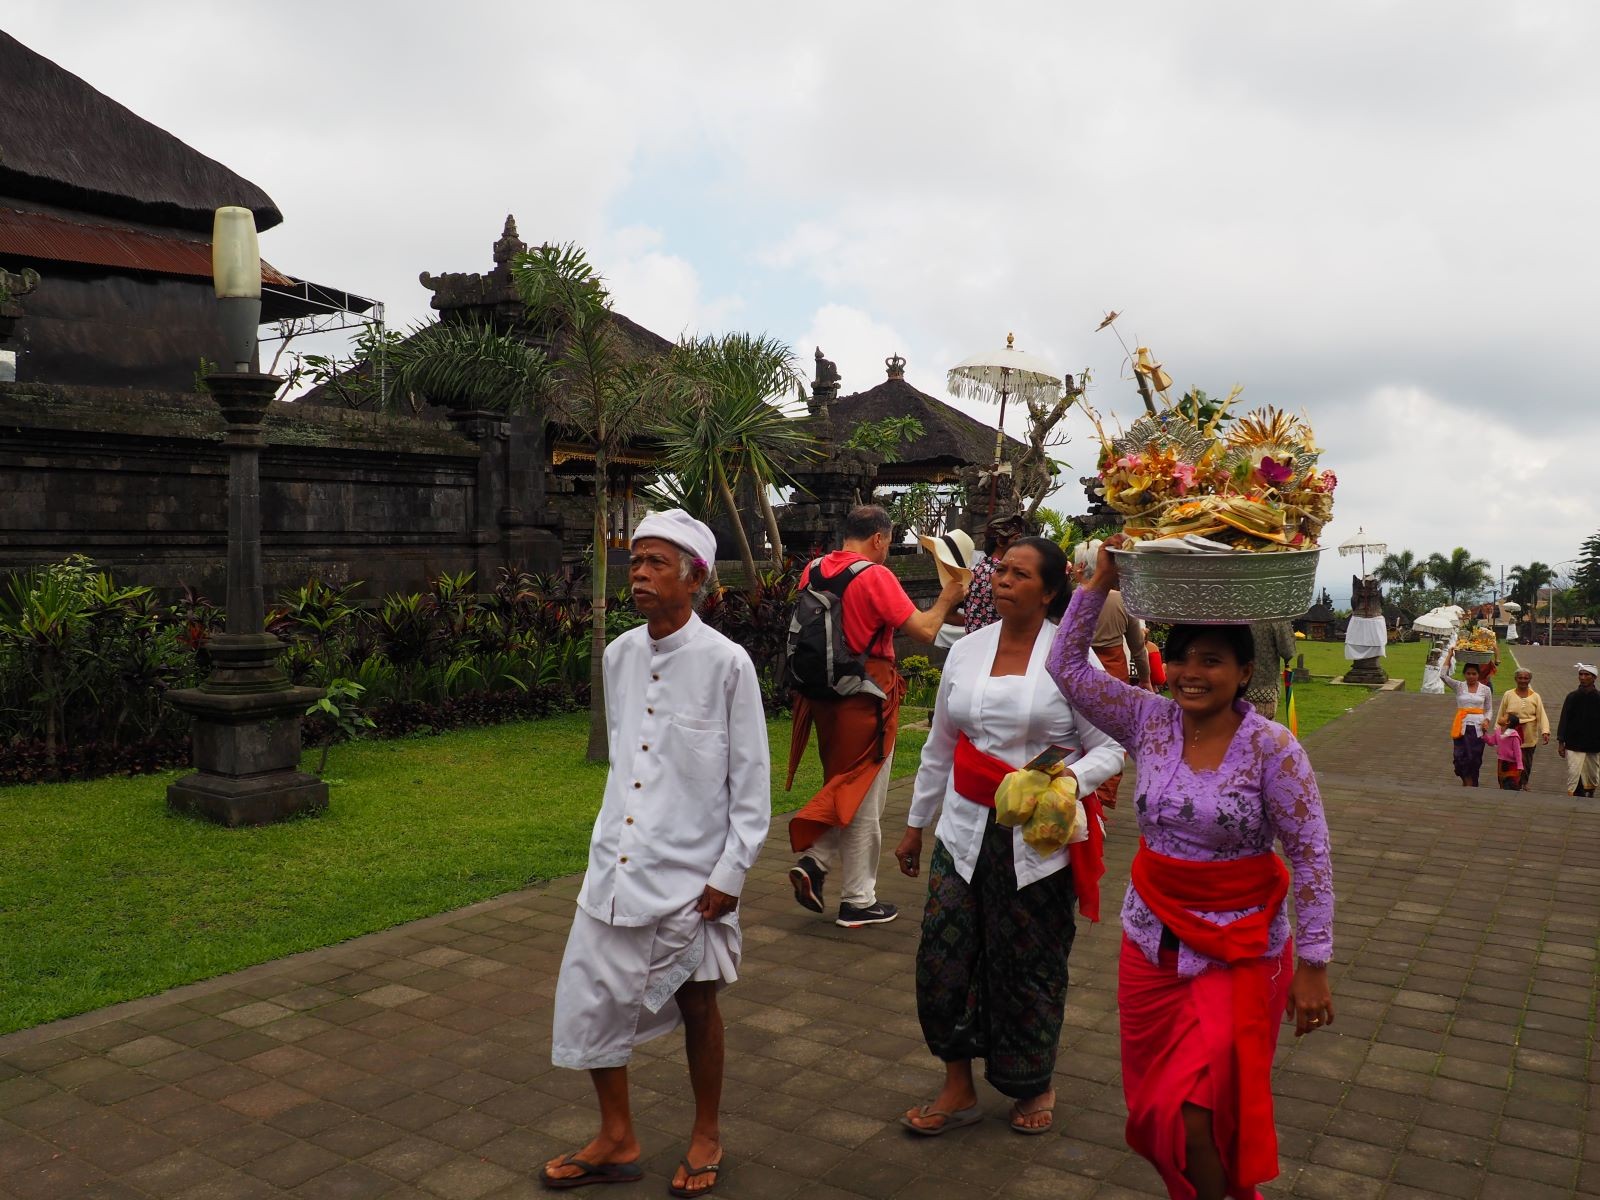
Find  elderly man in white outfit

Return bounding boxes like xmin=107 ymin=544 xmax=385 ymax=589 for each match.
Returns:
xmin=542 ymin=510 xmax=770 ymax=1197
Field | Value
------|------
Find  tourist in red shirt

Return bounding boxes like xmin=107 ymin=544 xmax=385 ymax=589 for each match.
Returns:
xmin=786 ymin=505 xmax=966 ymax=927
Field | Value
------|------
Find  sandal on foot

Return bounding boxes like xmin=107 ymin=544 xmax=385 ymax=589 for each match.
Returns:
xmin=540 ymin=1154 xmax=643 ymax=1189
xmin=667 ymin=1158 xmax=722 ymax=1197
xmin=900 ymin=1102 xmax=982 ymax=1136
xmin=1008 ymin=1099 xmax=1054 ymax=1135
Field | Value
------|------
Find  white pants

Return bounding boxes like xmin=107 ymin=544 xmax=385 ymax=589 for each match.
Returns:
xmin=550 ymin=903 xmax=740 ymax=1070
xmin=1566 ymin=751 xmax=1600 ymax=794
xmin=806 ymin=752 xmax=893 ymax=908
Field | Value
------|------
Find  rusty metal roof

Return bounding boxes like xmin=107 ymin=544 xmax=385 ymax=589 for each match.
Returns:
xmin=0 ymin=206 xmax=293 ymax=285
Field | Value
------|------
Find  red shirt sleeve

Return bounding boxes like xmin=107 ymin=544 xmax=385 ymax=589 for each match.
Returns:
xmin=843 ymin=563 xmax=916 ymax=658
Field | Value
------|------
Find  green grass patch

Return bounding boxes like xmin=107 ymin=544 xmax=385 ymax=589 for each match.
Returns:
xmin=1272 ymin=637 xmax=1439 ymax=737
xmin=0 ymin=713 xmax=927 ymax=1035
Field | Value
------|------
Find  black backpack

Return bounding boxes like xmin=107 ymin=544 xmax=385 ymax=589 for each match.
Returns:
xmin=785 ymin=558 xmax=888 ymax=702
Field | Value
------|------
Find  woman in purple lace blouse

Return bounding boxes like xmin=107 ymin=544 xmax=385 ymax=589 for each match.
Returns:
xmin=1047 ymin=540 xmax=1334 ymax=1200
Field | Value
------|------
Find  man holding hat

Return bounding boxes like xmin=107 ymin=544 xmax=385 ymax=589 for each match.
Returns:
xmin=1557 ymin=662 xmax=1600 ymax=797
xmin=543 ymin=509 xmax=770 ymax=1195
xmin=787 ymin=505 xmax=967 ymax=927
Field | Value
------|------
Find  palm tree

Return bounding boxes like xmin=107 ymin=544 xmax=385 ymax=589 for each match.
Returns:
xmin=386 ymin=317 xmax=550 ymax=412
xmin=1507 ymin=562 xmax=1555 ymax=609
xmin=1375 ymin=550 xmax=1429 ymax=606
xmin=1426 ymin=547 xmax=1492 ymax=604
xmin=652 ymin=332 xmax=818 ymax=586
xmin=511 ymin=243 xmax=669 ymax=762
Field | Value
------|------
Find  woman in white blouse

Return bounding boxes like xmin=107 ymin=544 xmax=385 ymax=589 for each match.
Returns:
xmin=1439 ymin=645 xmax=1495 ymax=786
xmin=893 ymin=537 xmax=1124 ymax=1136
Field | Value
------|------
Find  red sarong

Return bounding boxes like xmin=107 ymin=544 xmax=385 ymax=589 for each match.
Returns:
xmin=787 ymin=658 xmax=904 ymax=851
xmin=947 ymin=733 xmax=1105 ymax=922
xmin=1123 ymin=842 xmax=1291 ymax=1197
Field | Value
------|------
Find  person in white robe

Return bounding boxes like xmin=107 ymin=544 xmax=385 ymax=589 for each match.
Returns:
xmin=894 ymin=536 xmax=1124 ymax=1137
xmin=542 ymin=510 xmax=770 ymax=1197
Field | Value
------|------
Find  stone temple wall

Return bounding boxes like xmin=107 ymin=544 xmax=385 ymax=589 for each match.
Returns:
xmin=0 ymin=382 xmax=561 ymax=600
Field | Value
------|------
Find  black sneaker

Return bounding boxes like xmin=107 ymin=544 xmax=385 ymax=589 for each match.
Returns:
xmin=836 ymin=901 xmax=898 ymax=928
xmin=789 ymin=857 xmax=825 ymax=913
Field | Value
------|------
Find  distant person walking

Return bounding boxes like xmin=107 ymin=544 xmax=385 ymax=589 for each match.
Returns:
xmin=1439 ymin=647 xmax=1494 ymax=787
xmin=1482 ymin=716 xmax=1526 ymax=791
xmin=1244 ymin=621 xmax=1296 ymax=721
xmin=1557 ymin=662 xmax=1600 ymax=798
xmin=786 ymin=505 xmax=966 ymax=928
xmin=1495 ymin=669 xmax=1550 ymax=790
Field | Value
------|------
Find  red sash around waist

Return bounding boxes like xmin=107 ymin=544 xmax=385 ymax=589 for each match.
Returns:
xmin=950 ymin=732 xmax=1105 ymax=922
xmin=1129 ymin=840 xmax=1291 ymax=1187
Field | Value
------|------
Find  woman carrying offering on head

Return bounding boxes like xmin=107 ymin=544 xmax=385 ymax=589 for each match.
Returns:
xmin=894 ymin=537 xmax=1125 ymax=1137
xmin=1047 ymin=538 xmax=1334 ymax=1200
xmin=1439 ymin=646 xmax=1494 ymax=787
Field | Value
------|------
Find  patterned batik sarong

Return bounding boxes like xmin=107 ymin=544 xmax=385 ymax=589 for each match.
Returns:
xmin=1452 ymin=727 xmax=1485 ymax=784
xmin=914 ymin=813 xmax=1076 ymax=1099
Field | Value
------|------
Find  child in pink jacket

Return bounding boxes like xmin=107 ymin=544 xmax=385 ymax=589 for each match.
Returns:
xmin=1483 ymin=714 xmax=1525 ymax=792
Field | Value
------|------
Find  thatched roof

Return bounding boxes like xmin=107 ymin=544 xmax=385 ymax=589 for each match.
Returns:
xmin=0 ymin=32 xmax=281 ymax=232
xmin=823 ymin=362 xmax=1025 ymax=473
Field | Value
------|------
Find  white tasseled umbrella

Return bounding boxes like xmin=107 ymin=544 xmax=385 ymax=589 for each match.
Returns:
xmin=946 ymin=333 xmax=1062 ymax=521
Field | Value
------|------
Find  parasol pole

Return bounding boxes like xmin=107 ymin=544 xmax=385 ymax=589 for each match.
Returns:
xmin=987 ymin=368 xmax=1010 ymax=523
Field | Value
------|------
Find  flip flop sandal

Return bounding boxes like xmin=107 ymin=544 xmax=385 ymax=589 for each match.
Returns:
xmin=667 ymin=1158 xmax=722 ymax=1197
xmin=1008 ymin=1100 xmax=1054 ymax=1136
xmin=539 ymin=1154 xmax=644 ymax=1189
xmin=900 ymin=1103 xmax=983 ymax=1136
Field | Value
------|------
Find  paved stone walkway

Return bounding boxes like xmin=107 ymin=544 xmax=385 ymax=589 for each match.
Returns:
xmin=1 ymin=692 xmax=1595 ymax=1199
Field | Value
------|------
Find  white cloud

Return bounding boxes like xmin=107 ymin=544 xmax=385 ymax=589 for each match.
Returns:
xmin=5 ymin=0 xmax=1598 ymax=604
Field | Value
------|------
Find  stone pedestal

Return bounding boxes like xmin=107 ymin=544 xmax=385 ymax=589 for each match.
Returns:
xmin=166 ymin=372 xmax=328 ymax=826
xmin=166 ymin=662 xmax=327 ymax=827
xmin=1343 ymin=655 xmax=1388 ymax=685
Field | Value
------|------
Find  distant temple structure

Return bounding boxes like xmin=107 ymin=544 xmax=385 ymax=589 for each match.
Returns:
xmin=0 ymin=31 xmax=369 ymax=389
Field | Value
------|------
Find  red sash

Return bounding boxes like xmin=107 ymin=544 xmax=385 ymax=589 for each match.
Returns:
xmin=1129 ymin=840 xmax=1290 ymax=1188
xmin=950 ymin=733 xmax=1105 ymax=922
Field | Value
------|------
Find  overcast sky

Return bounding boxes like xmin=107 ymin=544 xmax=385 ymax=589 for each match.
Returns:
xmin=9 ymin=1 xmax=1599 ymax=603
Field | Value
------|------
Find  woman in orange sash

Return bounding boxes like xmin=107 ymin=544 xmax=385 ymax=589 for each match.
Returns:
xmin=1048 ymin=540 xmax=1335 ymax=1200
xmin=893 ymin=538 xmax=1125 ymax=1136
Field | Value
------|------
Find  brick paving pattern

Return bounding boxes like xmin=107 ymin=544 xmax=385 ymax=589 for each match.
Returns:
xmin=1 ymin=689 xmax=1595 ymax=1197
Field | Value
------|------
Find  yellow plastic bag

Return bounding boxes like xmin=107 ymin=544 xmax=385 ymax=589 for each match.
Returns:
xmin=1021 ymin=773 xmax=1080 ymax=856
xmin=995 ymin=768 xmax=1052 ymax=828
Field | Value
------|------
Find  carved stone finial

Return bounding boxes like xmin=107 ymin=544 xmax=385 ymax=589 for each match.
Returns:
xmin=493 ymin=215 xmax=526 ymax=270
xmin=1006 ymin=331 xmax=1015 ymax=349
xmin=885 ymin=353 xmax=906 ymax=379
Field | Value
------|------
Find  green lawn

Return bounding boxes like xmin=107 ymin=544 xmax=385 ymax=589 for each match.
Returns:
xmin=0 ymin=714 xmax=928 ymax=1035
xmin=1277 ymin=637 xmax=1435 ymax=737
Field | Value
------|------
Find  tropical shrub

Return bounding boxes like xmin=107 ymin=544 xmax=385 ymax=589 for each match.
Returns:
xmin=0 ymin=558 xmax=599 ymax=785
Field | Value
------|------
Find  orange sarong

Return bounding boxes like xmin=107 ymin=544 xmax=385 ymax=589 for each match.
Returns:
xmin=786 ymin=657 xmax=904 ymax=852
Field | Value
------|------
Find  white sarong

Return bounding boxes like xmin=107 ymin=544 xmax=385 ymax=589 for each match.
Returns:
xmin=551 ymin=902 xmax=741 ymax=1070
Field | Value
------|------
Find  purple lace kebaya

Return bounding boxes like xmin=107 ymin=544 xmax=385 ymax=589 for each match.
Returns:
xmin=1047 ymin=587 xmax=1335 ymax=978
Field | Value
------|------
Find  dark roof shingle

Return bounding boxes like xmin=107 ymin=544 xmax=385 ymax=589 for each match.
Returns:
xmin=0 ymin=32 xmax=281 ymax=232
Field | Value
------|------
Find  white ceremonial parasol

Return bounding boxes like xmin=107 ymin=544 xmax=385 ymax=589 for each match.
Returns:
xmin=947 ymin=332 xmax=1062 ymax=521
xmin=1337 ymin=527 xmax=1388 ymax=576
xmin=1412 ymin=606 xmax=1461 ymax=638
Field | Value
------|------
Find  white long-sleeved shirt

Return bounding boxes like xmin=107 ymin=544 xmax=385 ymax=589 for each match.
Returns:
xmin=577 ymin=613 xmax=771 ymax=926
xmin=907 ymin=620 xmax=1124 ymax=890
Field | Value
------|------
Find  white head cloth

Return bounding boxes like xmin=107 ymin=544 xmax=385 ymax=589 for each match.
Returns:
xmin=632 ymin=510 xmax=717 ymax=574
xmin=1576 ymin=662 xmax=1599 ymax=677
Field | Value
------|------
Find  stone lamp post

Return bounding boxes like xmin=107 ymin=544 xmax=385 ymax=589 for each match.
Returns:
xmin=166 ymin=207 xmax=327 ymax=827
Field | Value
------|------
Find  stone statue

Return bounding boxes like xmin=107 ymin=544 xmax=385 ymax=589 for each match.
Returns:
xmin=809 ymin=347 xmax=841 ymax=419
xmin=1350 ymin=575 xmax=1383 ymax=618
xmin=1343 ymin=574 xmax=1388 ymax=684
